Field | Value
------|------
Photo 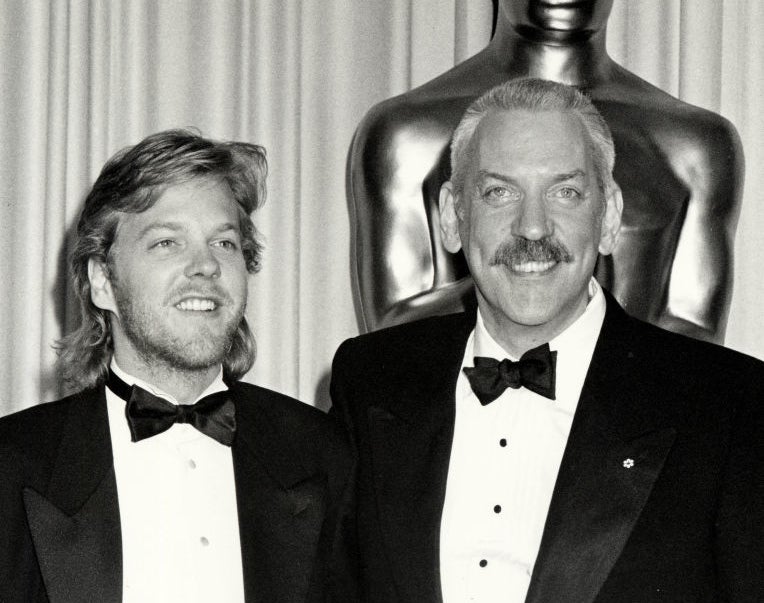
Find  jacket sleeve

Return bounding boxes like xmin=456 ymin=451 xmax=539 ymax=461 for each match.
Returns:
xmin=0 ymin=430 xmax=48 ymax=602
xmin=324 ymin=338 xmax=361 ymax=602
xmin=714 ymin=365 xmax=764 ymax=600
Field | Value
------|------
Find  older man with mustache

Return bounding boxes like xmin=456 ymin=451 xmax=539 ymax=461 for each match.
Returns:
xmin=330 ymin=79 xmax=764 ymax=602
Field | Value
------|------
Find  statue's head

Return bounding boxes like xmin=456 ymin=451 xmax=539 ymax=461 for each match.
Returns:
xmin=499 ymin=0 xmax=614 ymax=41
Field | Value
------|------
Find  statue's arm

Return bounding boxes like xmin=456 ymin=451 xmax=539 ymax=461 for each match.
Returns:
xmin=375 ymin=277 xmax=475 ymax=328
xmin=659 ymin=117 xmax=745 ymax=344
xmin=347 ymin=112 xmax=439 ymax=332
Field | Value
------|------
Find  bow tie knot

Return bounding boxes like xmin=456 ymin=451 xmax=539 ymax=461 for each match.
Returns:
xmin=174 ymin=403 xmax=196 ymax=424
xmin=108 ymin=370 xmax=237 ymax=446
xmin=464 ymin=343 xmax=557 ymax=404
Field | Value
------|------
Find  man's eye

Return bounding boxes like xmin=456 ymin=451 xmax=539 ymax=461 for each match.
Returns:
xmin=152 ymin=239 xmax=176 ymax=248
xmin=482 ymin=186 xmax=519 ymax=205
xmin=550 ymin=186 xmax=582 ymax=201
xmin=214 ymin=239 xmax=238 ymax=250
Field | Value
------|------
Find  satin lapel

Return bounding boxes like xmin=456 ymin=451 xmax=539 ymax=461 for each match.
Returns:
xmin=369 ymin=317 xmax=472 ymax=602
xmin=526 ymin=298 xmax=677 ymax=603
xmin=231 ymin=386 xmax=322 ymax=603
xmin=24 ymin=388 xmax=122 ymax=603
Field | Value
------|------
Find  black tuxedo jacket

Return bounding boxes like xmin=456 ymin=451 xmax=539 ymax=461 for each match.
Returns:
xmin=0 ymin=381 xmax=353 ymax=603
xmin=330 ymin=294 xmax=764 ymax=602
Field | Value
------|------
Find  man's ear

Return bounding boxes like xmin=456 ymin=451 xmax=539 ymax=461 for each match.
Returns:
xmin=439 ymin=181 xmax=463 ymax=254
xmin=88 ymin=258 xmax=119 ymax=315
xmin=598 ymin=183 xmax=623 ymax=256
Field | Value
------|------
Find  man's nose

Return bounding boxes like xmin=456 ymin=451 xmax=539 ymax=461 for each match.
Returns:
xmin=184 ymin=244 xmax=221 ymax=278
xmin=510 ymin=195 xmax=553 ymax=241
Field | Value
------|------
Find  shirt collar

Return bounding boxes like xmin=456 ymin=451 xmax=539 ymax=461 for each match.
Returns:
xmin=109 ymin=360 xmax=227 ymax=406
xmin=467 ymin=278 xmax=606 ymax=413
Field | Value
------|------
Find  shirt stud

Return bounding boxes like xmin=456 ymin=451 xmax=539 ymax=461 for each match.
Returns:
xmin=622 ymin=458 xmax=635 ymax=468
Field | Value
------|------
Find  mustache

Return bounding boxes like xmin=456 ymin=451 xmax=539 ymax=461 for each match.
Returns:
xmin=490 ymin=237 xmax=573 ymax=266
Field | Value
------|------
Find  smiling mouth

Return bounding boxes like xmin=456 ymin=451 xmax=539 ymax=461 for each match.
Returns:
xmin=175 ymin=298 xmax=218 ymax=312
xmin=510 ymin=260 xmax=558 ymax=274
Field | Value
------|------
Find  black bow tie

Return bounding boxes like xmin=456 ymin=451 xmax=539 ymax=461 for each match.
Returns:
xmin=463 ymin=343 xmax=557 ymax=404
xmin=108 ymin=369 xmax=236 ymax=446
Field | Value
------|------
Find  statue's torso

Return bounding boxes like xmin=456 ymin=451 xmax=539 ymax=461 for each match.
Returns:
xmin=350 ymin=64 xmax=734 ymax=327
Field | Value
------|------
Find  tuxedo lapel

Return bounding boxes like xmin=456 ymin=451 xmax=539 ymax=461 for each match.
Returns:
xmin=367 ymin=316 xmax=472 ymax=602
xmin=231 ymin=385 xmax=327 ymax=603
xmin=367 ymin=399 xmax=454 ymax=602
xmin=23 ymin=388 xmax=122 ymax=603
xmin=526 ymin=298 xmax=677 ymax=603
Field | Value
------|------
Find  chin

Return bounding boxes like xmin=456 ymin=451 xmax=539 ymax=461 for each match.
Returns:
xmin=164 ymin=352 xmax=228 ymax=373
xmin=179 ymin=339 xmax=230 ymax=365
xmin=505 ymin=308 xmax=558 ymax=328
xmin=142 ymin=333 xmax=231 ymax=372
xmin=504 ymin=289 xmax=557 ymax=317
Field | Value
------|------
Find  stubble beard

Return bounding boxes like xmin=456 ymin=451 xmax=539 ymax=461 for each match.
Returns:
xmin=113 ymin=290 xmax=245 ymax=374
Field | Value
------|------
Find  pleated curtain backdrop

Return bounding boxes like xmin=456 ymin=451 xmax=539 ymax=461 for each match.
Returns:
xmin=1 ymin=0 xmax=762 ymax=416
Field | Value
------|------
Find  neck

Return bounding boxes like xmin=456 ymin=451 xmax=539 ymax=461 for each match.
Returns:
xmin=112 ymin=352 xmax=221 ymax=404
xmin=478 ymin=301 xmax=588 ymax=359
xmin=488 ymin=17 xmax=613 ymax=87
xmin=483 ymin=320 xmax=561 ymax=359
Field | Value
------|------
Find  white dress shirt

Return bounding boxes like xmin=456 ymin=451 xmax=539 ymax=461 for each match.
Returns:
xmin=440 ymin=278 xmax=606 ymax=603
xmin=105 ymin=362 xmax=245 ymax=603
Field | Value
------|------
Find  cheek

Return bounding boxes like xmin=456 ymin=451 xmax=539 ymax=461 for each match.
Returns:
xmin=235 ymin=273 xmax=248 ymax=297
xmin=117 ymin=261 xmax=182 ymax=308
xmin=134 ymin=266 xmax=173 ymax=295
xmin=467 ymin=209 xmax=506 ymax=253
xmin=558 ymin=210 xmax=601 ymax=248
xmin=226 ymin=262 xmax=249 ymax=297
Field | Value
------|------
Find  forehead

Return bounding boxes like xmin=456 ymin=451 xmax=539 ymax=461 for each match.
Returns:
xmin=471 ymin=109 xmax=592 ymax=179
xmin=117 ymin=177 xmax=239 ymax=235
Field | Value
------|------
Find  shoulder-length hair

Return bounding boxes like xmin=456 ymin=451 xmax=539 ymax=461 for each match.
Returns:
xmin=56 ymin=129 xmax=267 ymax=390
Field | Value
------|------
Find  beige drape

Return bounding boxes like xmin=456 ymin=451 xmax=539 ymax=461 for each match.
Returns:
xmin=1 ymin=0 xmax=762 ymax=415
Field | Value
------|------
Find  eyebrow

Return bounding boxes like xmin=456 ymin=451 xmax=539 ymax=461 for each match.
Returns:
xmin=212 ymin=222 xmax=240 ymax=235
xmin=476 ymin=169 xmax=587 ymax=183
xmin=552 ymin=169 xmax=587 ymax=183
xmin=136 ymin=221 xmax=240 ymax=240
xmin=136 ymin=221 xmax=184 ymax=239
xmin=476 ymin=170 xmax=516 ymax=184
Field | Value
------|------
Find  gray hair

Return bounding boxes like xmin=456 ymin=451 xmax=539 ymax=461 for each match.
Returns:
xmin=450 ymin=78 xmax=616 ymax=199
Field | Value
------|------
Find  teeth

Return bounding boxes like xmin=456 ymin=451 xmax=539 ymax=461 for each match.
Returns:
xmin=512 ymin=261 xmax=556 ymax=273
xmin=176 ymin=298 xmax=216 ymax=311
